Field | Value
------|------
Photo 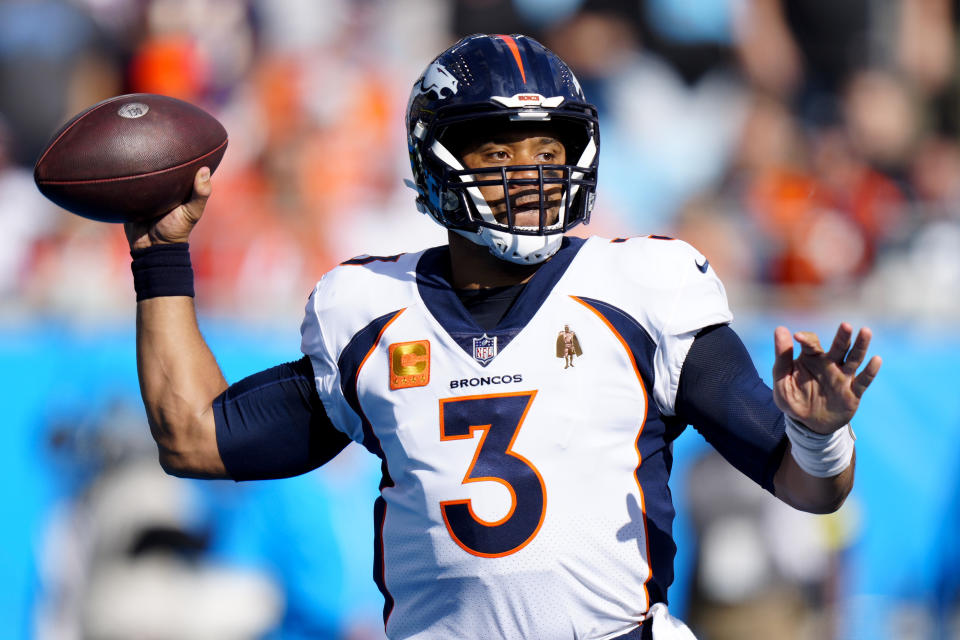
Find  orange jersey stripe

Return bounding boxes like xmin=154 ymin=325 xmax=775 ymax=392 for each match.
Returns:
xmin=570 ymin=295 xmax=654 ymax=609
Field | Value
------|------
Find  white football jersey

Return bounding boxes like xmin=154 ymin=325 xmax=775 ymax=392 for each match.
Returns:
xmin=300 ymin=236 xmax=732 ymax=640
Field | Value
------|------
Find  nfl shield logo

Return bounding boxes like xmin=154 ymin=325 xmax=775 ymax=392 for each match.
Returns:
xmin=473 ymin=333 xmax=497 ymax=365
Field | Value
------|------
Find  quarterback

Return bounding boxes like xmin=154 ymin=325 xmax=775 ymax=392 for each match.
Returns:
xmin=125 ymin=35 xmax=881 ymax=640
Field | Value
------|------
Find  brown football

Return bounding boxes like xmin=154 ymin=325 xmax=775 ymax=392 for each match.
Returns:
xmin=34 ymin=93 xmax=228 ymax=223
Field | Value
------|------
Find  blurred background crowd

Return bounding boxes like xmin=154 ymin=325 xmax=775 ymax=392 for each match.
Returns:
xmin=2 ymin=0 xmax=960 ymax=639
xmin=5 ymin=0 xmax=960 ymax=322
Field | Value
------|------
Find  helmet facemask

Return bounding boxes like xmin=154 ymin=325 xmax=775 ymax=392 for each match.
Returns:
xmin=422 ymin=115 xmax=598 ymax=264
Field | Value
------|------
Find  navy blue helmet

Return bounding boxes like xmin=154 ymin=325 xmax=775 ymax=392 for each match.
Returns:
xmin=406 ymin=34 xmax=600 ymax=264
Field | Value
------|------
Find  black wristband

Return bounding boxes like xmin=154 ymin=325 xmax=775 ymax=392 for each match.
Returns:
xmin=130 ymin=243 xmax=195 ymax=301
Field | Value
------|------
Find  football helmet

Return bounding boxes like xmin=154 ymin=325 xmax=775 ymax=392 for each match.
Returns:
xmin=406 ymin=34 xmax=600 ymax=264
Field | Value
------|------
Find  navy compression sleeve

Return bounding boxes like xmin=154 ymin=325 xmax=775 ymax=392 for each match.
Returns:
xmin=213 ymin=356 xmax=351 ymax=481
xmin=675 ymin=324 xmax=788 ymax=493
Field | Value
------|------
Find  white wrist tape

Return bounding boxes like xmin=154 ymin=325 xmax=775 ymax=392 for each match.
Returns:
xmin=784 ymin=415 xmax=855 ymax=478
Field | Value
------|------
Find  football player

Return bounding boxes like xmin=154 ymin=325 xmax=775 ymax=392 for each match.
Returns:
xmin=125 ymin=34 xmax=881 ymax=640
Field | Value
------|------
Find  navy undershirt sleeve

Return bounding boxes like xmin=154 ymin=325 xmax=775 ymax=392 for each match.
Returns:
xmin=213 ymin=355 xmax=351 ymax=481
xmin=675 ymin=324 xmax=788 ymax=494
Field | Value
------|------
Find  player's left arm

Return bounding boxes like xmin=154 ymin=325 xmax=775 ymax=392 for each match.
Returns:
xmin=771 ymin=324 xmax=882 ymax=513
xmin=675 ymin=323 xmax=879 ymax=514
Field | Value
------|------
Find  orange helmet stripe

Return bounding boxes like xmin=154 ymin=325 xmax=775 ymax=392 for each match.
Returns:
xmin=494 ymin=34 xmax=526 ymax=83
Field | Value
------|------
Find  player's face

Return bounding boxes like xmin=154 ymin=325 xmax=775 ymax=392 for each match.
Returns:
xmin=459 ymin=127 xmax=567 ymax=229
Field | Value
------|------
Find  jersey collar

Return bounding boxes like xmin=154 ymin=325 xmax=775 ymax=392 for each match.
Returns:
xmin=416 ymin=236 xmax=586 ymax=365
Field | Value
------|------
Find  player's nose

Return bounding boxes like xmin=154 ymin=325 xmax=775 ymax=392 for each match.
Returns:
xmin=505 ymin=162 xmax=545 ymax=191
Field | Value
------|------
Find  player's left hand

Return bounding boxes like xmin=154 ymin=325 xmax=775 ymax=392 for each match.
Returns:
xmin=772 ymin=323 xmax=882 ymax=435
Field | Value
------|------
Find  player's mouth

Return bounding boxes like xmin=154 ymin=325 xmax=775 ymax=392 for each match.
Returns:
xmin=493 ymin=188 xmax=564 ymax=228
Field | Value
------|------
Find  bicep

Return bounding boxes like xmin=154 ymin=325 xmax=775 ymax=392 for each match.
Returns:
xmin=213 ymin=356 xmax=351 ymax=481
xmin=674 ymin=324 xmax=787 ymax=493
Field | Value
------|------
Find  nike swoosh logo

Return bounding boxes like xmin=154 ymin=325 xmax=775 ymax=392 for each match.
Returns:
xmin=695 ymin=256 xmax=709 ymax=273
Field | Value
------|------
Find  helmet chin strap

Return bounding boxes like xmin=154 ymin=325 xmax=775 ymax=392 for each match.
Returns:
xmin=452 ymin=226 xmax=562 ymax=264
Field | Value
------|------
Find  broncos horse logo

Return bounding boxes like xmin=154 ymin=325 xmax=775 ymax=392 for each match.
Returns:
xmin=417 ymin=62 xmax=459 ymax=99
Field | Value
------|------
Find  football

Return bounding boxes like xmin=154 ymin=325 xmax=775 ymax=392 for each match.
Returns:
xmin=34 ymin=93 xmax=228 ymax=223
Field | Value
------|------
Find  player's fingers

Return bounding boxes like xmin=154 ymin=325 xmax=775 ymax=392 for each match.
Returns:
xmin=772 ymin=326 xmax=794 ymax=381
xmin=181 ymin=167 xmax=212 ymax=223
xmin=123 ymin=219 xmax=143 ymax=242
xmin=794 ymin=331 xmax=824 ymax=357
xmin=851 ymin=354 xmax=882 ymax=398
xmin=123 ymin=214 xmax=156 ymax=249
xmin=187 ymin=166 xmax=212 ymax=203
xmin=841 ymin=326 xmax=873 ymax=375
xmin=825 ymin=322 xmax=853 ymax=363
xmin=193 ymin=166 xmax=212 ymax=198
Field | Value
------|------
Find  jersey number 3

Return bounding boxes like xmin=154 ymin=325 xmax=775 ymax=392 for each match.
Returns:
xmin=439 ymin=392 xmax=546 ymax=557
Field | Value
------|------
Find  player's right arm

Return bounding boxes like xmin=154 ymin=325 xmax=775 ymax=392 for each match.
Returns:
xmin=124 ymin=167 xmax=229 ymax=477
xmin=125 ymin=168 xmax=351 ymax=479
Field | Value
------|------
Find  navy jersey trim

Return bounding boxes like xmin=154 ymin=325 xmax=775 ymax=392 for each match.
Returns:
xmin=572 ymin=295 xmax=677 ymax=605
xmin=633 ymin=449 xmax=676 ymax=606
xmin=570 ymin=296 xmax=657 ymax=399
xmin=415 ymin=236 xmax=587 ymax=366
xmin=341 ymin=253 xmax=405 ymax=266
xmin=373 ymin=483 xmax=395 ymax=629
xmin=336 ymin=311 xmax=404 ymax=625
xmin=337 ymin=309 xmax=405 ymax=458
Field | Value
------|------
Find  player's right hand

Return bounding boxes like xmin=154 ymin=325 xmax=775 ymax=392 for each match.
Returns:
xmin=125 ymin=167 xmax=212 ymax=251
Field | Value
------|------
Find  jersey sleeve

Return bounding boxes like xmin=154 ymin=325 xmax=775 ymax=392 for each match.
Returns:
xmin=674 ymin=324 xmax=787 ymax=493
xmin=638 ymin=239 xmax=733 ymax=416
xmin=213 ymin=356 xmax=351 ymax=481
xmin=299 ymin=279 xmax=367 ymax=444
